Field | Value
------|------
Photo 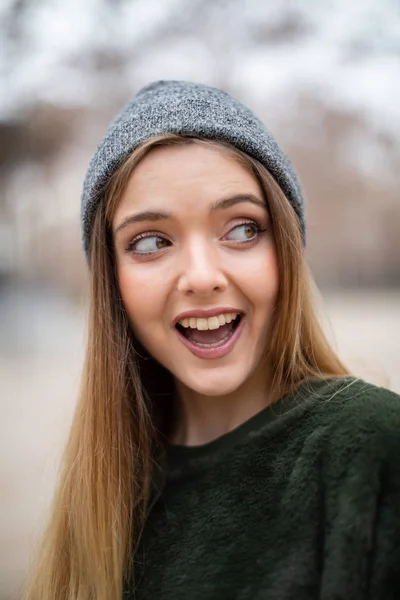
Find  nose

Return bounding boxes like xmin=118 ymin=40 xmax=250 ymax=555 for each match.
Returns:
xmin=176 ymin=236 xmax=228 ymax=297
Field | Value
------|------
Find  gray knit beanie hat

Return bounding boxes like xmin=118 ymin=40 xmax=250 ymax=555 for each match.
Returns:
xmin=81 ymin=80 xmax=305 ymax=258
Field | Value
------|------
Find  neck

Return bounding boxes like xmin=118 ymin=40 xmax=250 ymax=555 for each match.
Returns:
xmin=171 ymin=371 xmax=273 ymax=447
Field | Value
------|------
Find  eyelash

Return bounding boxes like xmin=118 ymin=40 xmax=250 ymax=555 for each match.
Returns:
xmin=125 ymin=220 xmax=267 ymax=257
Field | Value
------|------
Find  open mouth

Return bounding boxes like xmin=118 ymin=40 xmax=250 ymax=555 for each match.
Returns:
xmin=175 ymin=314 xmax=242 ymax=347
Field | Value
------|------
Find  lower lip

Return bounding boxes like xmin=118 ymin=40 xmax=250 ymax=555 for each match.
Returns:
xmin=174 ymin=316 xmax=246 ymax=360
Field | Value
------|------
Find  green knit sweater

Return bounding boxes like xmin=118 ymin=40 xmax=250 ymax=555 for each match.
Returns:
xmin=125 ymin=377 xmax=400 ymax=599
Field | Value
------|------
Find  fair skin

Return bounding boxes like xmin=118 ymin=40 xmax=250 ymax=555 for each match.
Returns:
xmin=113 ymin=143 xmax=279 ymax=446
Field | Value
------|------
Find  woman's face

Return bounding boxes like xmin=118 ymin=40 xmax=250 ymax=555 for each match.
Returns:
xmin=113 ymin=143 xmax=279 ymax=397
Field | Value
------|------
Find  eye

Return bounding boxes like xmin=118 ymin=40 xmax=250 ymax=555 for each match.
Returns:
xmin=127 ymin=233 xmax=170 ymax=255
xmin=225 ymin=221 xmax=265 ymax=243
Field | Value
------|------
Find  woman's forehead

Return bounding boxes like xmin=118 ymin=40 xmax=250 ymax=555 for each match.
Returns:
xmin=114 ymin=143 xmax=263 ymax=218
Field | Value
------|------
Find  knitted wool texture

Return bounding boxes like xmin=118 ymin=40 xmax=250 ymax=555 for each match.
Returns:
xmin=81 ymin=80 xmax=306 ymax=258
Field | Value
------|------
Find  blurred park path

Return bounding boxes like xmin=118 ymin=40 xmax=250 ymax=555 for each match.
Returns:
xmin=0 ymin=284 xmax=399 ymax=599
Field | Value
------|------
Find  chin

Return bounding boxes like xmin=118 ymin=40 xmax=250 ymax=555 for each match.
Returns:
xmin=178 ymin=371 xmax=247 ymax=398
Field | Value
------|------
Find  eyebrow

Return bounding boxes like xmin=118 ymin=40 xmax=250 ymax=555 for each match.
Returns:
xmin=113 ymin=193 xmax=266 ymax=235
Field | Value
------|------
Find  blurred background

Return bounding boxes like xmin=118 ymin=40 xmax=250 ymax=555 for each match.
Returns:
xmin=0 ymin=0 xmax=399 ymax=597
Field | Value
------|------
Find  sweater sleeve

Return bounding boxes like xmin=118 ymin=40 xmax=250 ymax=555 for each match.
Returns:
xmin=369 ymin=422 xmax=400 ymax=599
xmin=320 ymin=384 xmax=400 ymax=600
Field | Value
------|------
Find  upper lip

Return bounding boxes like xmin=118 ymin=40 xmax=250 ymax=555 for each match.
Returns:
xmin=173 ymin=307 xmax=244 ymax=325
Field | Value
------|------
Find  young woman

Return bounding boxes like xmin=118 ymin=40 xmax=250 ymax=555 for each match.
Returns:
xmin=24 ymin=81 xmax=400 ymax=600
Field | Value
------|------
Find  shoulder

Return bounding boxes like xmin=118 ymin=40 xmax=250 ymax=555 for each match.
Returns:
xmin=304 ymin=377 xmax=400 ymax=469
xmin=303 ymin=376 xmax=400 ymax=430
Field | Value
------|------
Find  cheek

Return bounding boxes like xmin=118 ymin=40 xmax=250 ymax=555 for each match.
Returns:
xmin=240 ymin=248 xmax=279 ymax=308
xmin=118 ymin=266 xmax=154 ymax=325
xmin=117 ymin=265 xmax=169 ymax=335
xmin=264 ymin=251 xmax=279 ymax=297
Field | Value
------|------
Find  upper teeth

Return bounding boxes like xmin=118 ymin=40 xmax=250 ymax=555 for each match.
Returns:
xmin=178 ymin=313 xmax=239 ymax=331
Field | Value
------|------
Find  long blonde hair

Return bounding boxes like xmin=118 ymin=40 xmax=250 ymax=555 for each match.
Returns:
xmin=23 ymin=134 xmax=349 ymax=600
